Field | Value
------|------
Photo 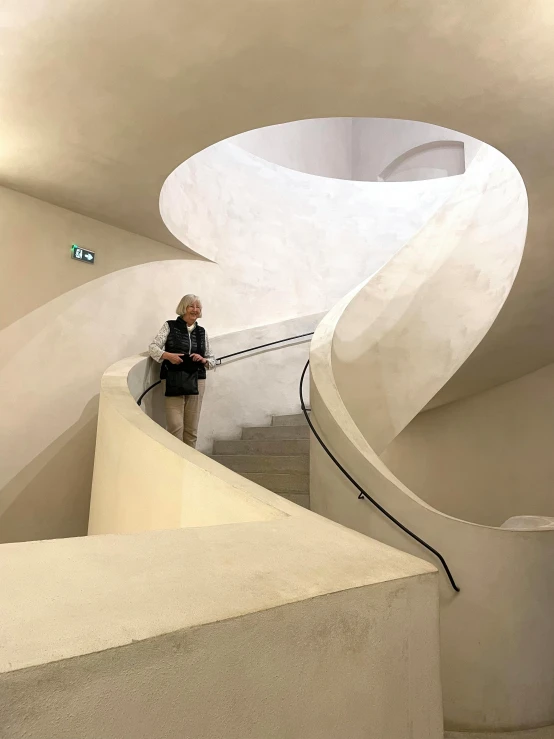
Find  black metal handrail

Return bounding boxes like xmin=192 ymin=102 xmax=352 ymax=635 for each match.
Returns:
xmin=135 ymin=332 xmax=459 ymax=592
xmin=137 ymin=380 xmax=161 ymax=406
xmin=216 ymin=332 xmax=314 ymax=364
xmin=299 ymin=360 xmax=460 ymax=593
xmin=137 ymin=332 xmax=314 ymax=406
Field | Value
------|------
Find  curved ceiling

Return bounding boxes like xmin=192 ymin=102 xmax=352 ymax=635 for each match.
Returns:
xmin=1 ymin=0 xmax=553 ymax=397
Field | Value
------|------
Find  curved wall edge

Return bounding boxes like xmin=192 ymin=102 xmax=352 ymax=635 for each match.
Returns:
xmin=309 ymin=143 xmax=554 ymax=731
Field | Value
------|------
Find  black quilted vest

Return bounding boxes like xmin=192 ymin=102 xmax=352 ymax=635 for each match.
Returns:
xmin=160 ymin=318 xmax=208 ymax=381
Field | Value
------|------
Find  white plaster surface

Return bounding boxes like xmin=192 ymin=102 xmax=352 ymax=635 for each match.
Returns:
xmin=232 ymin=117 xmax=479 ymax=183
xmin=0 ymin=519 xmax=442 ymax=739
xmin=351 ymin=118 xmax=481 ymax=182
xmin=332 ymin=144 xmax=527 ymax=453
xmin=232 ymin=117 xmax=354 ymax=180
xmin=26 ymin=351 xmax=446 ymax=739
xmin=309 ymin=143 xmax=554 ymax=732
xmin=90 ymin=356 xmax=295 ymax=534
xmin=379 ymin=141 xmax=464 ymax=182
xmin=446 ymin=731 xmax=554 ymax=739
xmin=4 ymin=0 xmax=554 ymax=406
xmin=0 ymin=136 xmax=460 ymax=542
xmin=197 ymin=313 xmax=320 ymax=453
xmin=501 ymin=516 xmax=554 ymax=530
xmin=382 ymin=361 xmax=554 ymax=527
xmin=159 ymin=138 xmax=461 ymax=274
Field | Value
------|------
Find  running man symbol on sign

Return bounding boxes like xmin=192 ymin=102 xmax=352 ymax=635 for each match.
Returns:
xmin=71 ymin=245 xmax=95 ymax=264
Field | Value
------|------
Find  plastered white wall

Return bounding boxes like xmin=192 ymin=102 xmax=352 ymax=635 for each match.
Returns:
xmin=351 ymin=118 xmax=481 ymax=182
xmin=1 ymin=133 xmax=458 ymax=541
xmin=231 ymin=117 xmax=354 ymax=180
xmin=307 ymin=144 xmax=554 ymax=733
xmin=1 ymin=516 xmax=441 ymax=739
xmin=196 ymin=313 xmax=319 ymax=452
xmin=231 ymin=117 xmax=479 ymax=183
xmin=332 ymin=145 xmax=527 ymax=453
xmin=381 ymin=361 xmax=554 ymax=527
xmin=70 ymin=353 xmax=444 ymax=738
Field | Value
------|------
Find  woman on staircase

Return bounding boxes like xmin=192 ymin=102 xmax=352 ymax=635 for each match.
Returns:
xmin=148 ymin=294 xmax=216 ymax=448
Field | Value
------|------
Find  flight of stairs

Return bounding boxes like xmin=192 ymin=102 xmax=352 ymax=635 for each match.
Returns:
xmin=211 ymin=413 xmax=310 ymax=508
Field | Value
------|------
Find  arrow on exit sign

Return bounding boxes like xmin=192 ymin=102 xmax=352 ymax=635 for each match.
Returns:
xmin=71 ymin=245 xmax=95 ymax=264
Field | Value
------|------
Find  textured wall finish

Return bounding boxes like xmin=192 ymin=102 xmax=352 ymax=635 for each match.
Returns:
xmin=197 ymin=314 xmax=320 ymax=453
xmin=232 ymin=117 xmax=477 ymax=183
xmin=232 ymin=117 xmax=354 ymax=180
xmin=230 ymin=118 xmax=481 ymax=182
xmin=0 ymin=138 xmax=457 ymax=542
xmin=159 ymin=139 xmax=459 ymax=277
xmin=382 ymin=361 xmax=554 ymax=527
xmin=1 ymin=523 xmax=441 ymax=739
xmin=1 ymin=1 xmax=554 ymax=397
xmin=41 ymin=352 xmax=446 ymax=739
xmin=332 ymin=145 xmax=527 ymax=452
xmin=309 ymin=143 xmax=554 ymax=732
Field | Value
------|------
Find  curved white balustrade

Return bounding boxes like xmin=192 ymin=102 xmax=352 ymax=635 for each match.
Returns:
xmin=231 ymin=117 xmax=481 ymax=182
xmin=75 ymin=352 xmax=445 ymax=739
xmin=310 ymin=143 xmax=554 ymax=733
xmin=156 ymin=119 xmax=554 ymax=733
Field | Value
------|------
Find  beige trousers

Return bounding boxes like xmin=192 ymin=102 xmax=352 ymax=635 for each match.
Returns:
xmin=164 ymin=379 xmax=206 ymax=448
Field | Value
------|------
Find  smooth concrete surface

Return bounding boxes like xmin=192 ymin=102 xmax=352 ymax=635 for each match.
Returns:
xmin=212 ymin=412 xmax=310 ymax=503
xmin=160 ymin=136 xmax=459 ymax=282
xmin=378 ymin=140 xmax=464 ymax=182
xmin=233 ymin=117 xmax=477 ymax=182
xmin=0 ymin=187 xmax=186 ymax=544
xmin=46 ymin=351 xmax=445 ymax=739
xmin=3 ymin=2 xmax=554 ymax=404
xmin=313 ymin=429 xmax=554 ymax=731
xmin=351 ymin=118 xmax=481 ymax=182
xmin=197 ymin=313 xmax=320 ymax=454
xmin=1 ymin=124 xmax=456 ymax=543
xmin=211 ymin=455 xmax=310 ymax=473
xmin=332 ymin=144 xmax=527 ymax=454
xmin=213 ymin=439 xmax=310 ymax=456
xmin=279 ymin=492 xmax=310 ymax=508
xmin=501 ymin=516 xmax=554 ymax=530
xmin=446 ymin=731 xmax=554 ymax=739
xmin=0 ymin=518 xmax=442 ymax=739
xmin=309 ymin=142 xmax=554 ymax=731
xmin=233 ymin=117 xmax=354 ymax=180
xmin=89 ymin=356 xmax=291 ymax=534
xmin=272 ymin=413 xmax=308 ymax=426
xmin=241 ymin=425 xmax=310 ymax=440
xmin=382 ymin=361 xmax=554 ymax=527
xmin=242 ymin=473 xmax=310 ymax=492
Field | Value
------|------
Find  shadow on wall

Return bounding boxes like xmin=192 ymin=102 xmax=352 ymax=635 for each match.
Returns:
xmin=0 ymin=396 xmax=98 ymax=543
xmin=378 ymin=141 xmax=465 ymax=182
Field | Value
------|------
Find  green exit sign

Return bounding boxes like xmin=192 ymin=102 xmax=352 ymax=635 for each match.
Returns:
xmin=71 ymin=244 xmax=95 ymax=264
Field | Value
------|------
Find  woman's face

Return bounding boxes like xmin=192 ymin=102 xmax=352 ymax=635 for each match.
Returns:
xmin=184 ymin=301 xmax=202 ymax=323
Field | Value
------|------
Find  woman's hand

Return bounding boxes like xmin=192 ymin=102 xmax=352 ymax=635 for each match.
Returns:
xmin=163 ymin=352 xmax=185 ymax=365
xmin=190 ymin=353 xmax=207 ymax=364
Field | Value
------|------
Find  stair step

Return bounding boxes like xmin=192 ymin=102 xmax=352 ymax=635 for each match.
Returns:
xmin=242 ymin=425 xmax=310 ymax=440
xmin=278 ymin=493 xmax=310 ymax=509
xmin=212 ymin=439 xmax=309 ymax=456
xmin=211 ymin=455 xmax=309 ymax=474
xmin=272 ymin=413 xmax=308 ymax=427
xmin=241 ymin=473 xmax=309 ymax=493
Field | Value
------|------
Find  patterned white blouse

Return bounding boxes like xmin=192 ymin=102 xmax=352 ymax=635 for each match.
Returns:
xmin=148 ymin=322 xmax=216 ymax=369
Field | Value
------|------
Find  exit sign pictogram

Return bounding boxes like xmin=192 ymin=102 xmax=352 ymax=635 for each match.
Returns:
xmin=71 ymin=244 xmax=95 ymax=264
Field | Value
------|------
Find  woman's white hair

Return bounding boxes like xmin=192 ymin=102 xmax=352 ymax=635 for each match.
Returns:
xmin=176 ymin=294 xmax=203 ymax=318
